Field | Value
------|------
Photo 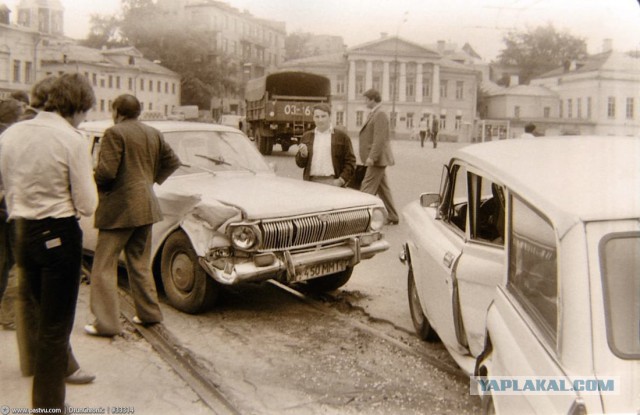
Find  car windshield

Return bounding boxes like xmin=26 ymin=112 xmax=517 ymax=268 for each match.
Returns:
xmin=163 ymin=130 xmax=272 ymax=175
xmin=600 ymin=232 xmax=640 ymax=359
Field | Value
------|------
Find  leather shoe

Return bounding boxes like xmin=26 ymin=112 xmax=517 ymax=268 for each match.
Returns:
xmin=84 ymin=324 xmax=116 ymax=337
xmin=132 ymin=316 xmax=143 ymax=324
xmin=66 ymin=368 xmax=96 ymax=385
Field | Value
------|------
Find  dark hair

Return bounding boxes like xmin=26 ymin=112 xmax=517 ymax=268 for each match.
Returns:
xmin=44 ymin=73 xmax=95 ymax=118
xmin=10 ymin=90 xmax=29 ymax=105
xmin=112 ymin=94 xmax=141 ymax=120
xmin=363 ymin=88 xmax=381 ymax=103
xmin=524 ymin=123 xmax=536 ymax=133
xmin=0 ymin=99 xmax=23 ymax=125
xmin=30 ymin=75 xmax=58 ymax=109
xmin=312 ymin=103 xmax=331 ymax=115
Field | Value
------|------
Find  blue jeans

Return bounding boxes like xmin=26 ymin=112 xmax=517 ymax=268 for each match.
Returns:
xmin=12 ymin=217 xmax=82 ymax=412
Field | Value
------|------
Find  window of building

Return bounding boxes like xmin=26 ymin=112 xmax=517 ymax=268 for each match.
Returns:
xmin=544 ymin=107 xmax=550 ymax=118
xmin=440 ymin=80 xmax=448 ymax=98
xmin=626 ymin=98 xmax=634 ymax=119
xmin=607 ymin=97 xmax=616 ymax=119
xmin=148 ymin=80 xmax=153 ymax=91
xmin=335 ymin=75 xmax=345 ymax=95
xmin=172 ymin=83 xmax=176 ymax=94
xmin=559 ymin=100 xmax=563 ymax=118
xmin=108 ymin=100 xmax=112 ymax=110
xmin=108 ymin=75 xmax=113 ymax=88
xmin=13 ymin=60 xmax=20 ymax=82
xmin=372 ymin=75 xmax=381 ymax=92
xmin=356 ymin=111 xmax=364 ymax=127
xmin=336 ymin=111 xmax=344 ymax=126
xmin=406 ymin=79 xmax=415 ymax=102
xmin=422 ymin=75 xmax=431 ymax=98
xmin=455 ymin=115 xmax=462 ymax=130
xmin=149 ymin=102 xmax=153 ymax=110
xmin=567 ymin=99 xmax=573 ymax=118
xmin=508 ymin=195 xmax=558 ymax=344
xmin=92 ymin=73 xmax=97 ymax=87
xmin=165 ymin=82 xmax=169 ymax=93
xmin=455 ymin=81 xmax=464 ymax=100
xmin=514 ymin=106 xmax=520 ymax=118
xmin=587 ymin=97 xmax=592 ymax=119
xmin=355 ymin=75 xmax=364 ymax=95
xmin=440 ymin=114 xmax=446 ymax=130
xmin=406 ymin=112 xmax=414 ymax=129
xmin=116 ymin=76 xmax=121 ymax=89
xmin=577 ymin=98 xmax=582 ymax=118
xmin=128 ymin=77 xmax=133 ymax=91
xmin=157 ymin=81 xmax=161 ymax=92
xmin=100 ymin=99 xmax=105 ymax=112
xmin=25 ymin=61 xmax=32 ymax=83
xmin=140 ymin=78 xmax=144 ymax=91
xmin=100 ymin=79 xmax=105 ymax=88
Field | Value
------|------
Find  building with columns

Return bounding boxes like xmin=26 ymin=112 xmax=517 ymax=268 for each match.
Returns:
xmin=282 ymin=35 xmax=481 ymax=141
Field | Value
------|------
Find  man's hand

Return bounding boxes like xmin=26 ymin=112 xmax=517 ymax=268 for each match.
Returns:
xmin=365 ymin=157 xmax=374 ymax=167
xmin=298 ymin=143 xmax=308 ymax=158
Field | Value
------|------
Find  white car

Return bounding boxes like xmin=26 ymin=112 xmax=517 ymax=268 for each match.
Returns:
xmin=400 ymin=136 xmax=639 ymax=414
xmin=80 ymin=120 xmax=389 ymax=313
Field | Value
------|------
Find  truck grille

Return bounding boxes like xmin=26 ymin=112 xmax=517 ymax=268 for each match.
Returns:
xmin=259 ymin=209 xmax=371 ymax=250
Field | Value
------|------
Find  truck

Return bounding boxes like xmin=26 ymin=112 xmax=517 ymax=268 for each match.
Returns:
xmin=245 ymin=71 xmax=331 ymax=155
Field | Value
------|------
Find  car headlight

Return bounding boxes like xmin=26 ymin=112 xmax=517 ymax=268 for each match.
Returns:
xmin=230 ymin=225 xmax=258 ymax=250
xmin=370 ymin=207 xmax=385 ymax=231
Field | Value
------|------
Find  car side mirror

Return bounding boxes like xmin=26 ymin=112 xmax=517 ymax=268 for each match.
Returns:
xmin=420 ymin=193 xmax=440 ymax=208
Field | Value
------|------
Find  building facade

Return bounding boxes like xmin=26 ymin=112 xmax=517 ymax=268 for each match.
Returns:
xmin=282 ymin=35 xmax=481 ymax=142
xmin=157 ymin=0 xmax=286 ymax=117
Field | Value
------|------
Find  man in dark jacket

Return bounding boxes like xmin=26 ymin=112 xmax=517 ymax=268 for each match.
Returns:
xmin=86 ymin=94 xmax=180 ymax=337
xmin=295 ymin=103 xmax=355 ymax=187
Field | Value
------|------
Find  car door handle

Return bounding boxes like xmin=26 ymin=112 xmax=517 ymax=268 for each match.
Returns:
xmin=443 ymin=252 xmax=455 ymax=268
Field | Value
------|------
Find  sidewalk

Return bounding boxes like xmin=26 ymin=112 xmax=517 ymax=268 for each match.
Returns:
xmin=0 ymin=283 xmax=211 ymax=415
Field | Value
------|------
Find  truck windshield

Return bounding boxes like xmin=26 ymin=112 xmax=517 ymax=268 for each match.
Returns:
xmin=164 ymin=130 xmax=272 ymax=176
xmin=600 ymin=232 xmax=640 ymax=359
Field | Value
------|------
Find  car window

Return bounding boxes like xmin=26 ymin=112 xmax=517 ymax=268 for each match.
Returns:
xmin=468 ymin=173 xmax=505 ymax=246
xmin=507 ymin=195 xmax=558 ymax=345
xmin=600 ymin=232 xmax=640 ymax=359
xmin=442 ymin=163 xmax=468 ymax=234
xmin=163 ymin=130 xmax=272 ymax=175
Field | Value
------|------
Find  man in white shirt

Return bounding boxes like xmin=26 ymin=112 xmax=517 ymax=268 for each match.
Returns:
xmin=0 ymin=73 xmax=97 ymax=412
xmin=295 ymin=103 xmax=355 ymax=187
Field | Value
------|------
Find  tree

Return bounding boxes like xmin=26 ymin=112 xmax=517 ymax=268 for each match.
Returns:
xmin=285 ymin=31 xmax=312 ymax=60
xmin=497 ymin=24 xmax=588 ymax=84
xmin=80 ymin=14 xmax=123 ymax=49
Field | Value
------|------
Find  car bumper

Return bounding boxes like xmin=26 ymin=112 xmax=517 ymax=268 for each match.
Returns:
xmin=199 ymin=235 xmax=389 ymax=285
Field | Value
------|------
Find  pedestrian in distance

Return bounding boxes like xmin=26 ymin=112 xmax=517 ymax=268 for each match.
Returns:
xmin=11 ymin=75 xmax=96 ymax=386
xmin=358 ymin=89 xmax=400 ymax=225
xmin=0 ymin=73 xmax=98 ymax=412
xmin=430 ymin=116 xmax=439 ymax=149
xmin=86 ymin=94 xmax=181 ymax=337
xmin=295 ymin=103 xmax=355 ymax=187
xmin=418 ymin=116 xmax=429 ymax=148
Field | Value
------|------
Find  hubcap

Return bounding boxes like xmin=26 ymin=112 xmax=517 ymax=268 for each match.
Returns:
xmin=171 ymin=252 xmax=195 ymax=292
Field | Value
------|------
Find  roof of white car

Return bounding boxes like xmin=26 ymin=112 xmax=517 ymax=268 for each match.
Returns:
xmin=457 ymin=136 xmax=640 ymax=236
xmin=80 ymin=119 xmax=242 ymax=134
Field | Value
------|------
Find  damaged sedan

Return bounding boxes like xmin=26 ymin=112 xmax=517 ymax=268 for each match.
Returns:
xmin=79 ymin=120 xmax=389 ymax=313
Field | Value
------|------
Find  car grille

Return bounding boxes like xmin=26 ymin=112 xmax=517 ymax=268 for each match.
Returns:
xmin=259 ymin=208 xmax=371 ymax=250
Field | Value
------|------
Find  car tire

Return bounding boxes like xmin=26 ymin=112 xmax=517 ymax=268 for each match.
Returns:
xmin=305 ymin=267 xmax=353 ymax=292
xmin=256 ymin=131 xmax=267 ymax=155
xmin=408 ymin=267 xmax=439 ymax=341
xmin=264 ymin=136 xmax=274 ymax=156
xmin=161 ymin=229 xmax=219 ymax=314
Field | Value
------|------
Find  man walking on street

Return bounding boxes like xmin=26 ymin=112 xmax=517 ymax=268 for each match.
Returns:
xmin=418 ymin=116 xmax=429 ymax=148
xmin=0 ymin=73 xmax=98 ymax=412
xmin=358 ymin=89 xmax=400 ymax=225
xmin=86 ymin=94 xmax=180 ymax=337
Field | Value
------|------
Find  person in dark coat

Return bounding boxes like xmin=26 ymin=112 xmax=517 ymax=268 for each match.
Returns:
xmin=86 ymin=94 xmax=181 ymax=337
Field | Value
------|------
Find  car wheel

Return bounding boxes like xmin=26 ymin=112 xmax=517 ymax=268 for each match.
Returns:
xmin=264 ymin=136 xmax=274 ymax=155
xmin=408 ymin=267 xmax=439 ymax=341
xmin=305 ymin=267 xmax=353 ymax=292
xmin=256 ymin=131 xmax=267 ymax=155
xmin=161 ymin=229 xmax=219 ymax=314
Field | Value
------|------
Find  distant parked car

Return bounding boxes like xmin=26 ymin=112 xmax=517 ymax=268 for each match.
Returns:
xmin=400 ymin=137 xmax=640 ymax=414
xmin=80 ymin=120 xmax=389 ymax=314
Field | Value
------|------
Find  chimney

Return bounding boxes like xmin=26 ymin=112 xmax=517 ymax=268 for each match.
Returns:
xmin=380 ymin=32 xmax=388 ymax=38
xmin=437 ymin=40 xmax=446 ymax=54
xmin=602 ymin=38 xmax=613 ymax=53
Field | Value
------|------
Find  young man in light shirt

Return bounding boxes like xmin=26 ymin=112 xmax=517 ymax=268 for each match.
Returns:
xmin=295 ymin=103 xmax=355 ymax=187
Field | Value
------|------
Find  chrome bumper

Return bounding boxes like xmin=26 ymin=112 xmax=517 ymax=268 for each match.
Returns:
xmin=199 ymin=236 xmax=389 ymax=285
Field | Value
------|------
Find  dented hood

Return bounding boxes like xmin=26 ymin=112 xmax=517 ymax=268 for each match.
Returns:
xmin=158 ymin=172 xmax=384 ymax=220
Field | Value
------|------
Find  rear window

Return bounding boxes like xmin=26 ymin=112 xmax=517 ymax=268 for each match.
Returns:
xmin=600 ymin=232 xmax=640 ymax=359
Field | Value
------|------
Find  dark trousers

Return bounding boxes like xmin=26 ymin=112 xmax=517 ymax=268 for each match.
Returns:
xmin=419 ymin=131 xmax=427 ymax=147
xmin=12 ymin=217 xmax=83 ymax=412
xmin=360 ymin=165 xmax=399 ymax=223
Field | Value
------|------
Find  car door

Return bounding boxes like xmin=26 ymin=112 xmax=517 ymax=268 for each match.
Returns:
xmin=485 ymin=194 xmax=579 ymax=414
xmin=410 ymin=161 xmax=468 ymax=355
xmin=455 ymin=170 xmax=505 ymax=357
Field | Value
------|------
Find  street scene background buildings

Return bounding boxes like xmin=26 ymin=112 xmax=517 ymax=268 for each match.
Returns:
xmin=1 ymin=0 xmax=639 ymax=139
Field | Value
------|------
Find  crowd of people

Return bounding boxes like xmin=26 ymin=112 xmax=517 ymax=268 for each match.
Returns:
xmin=0 ymin=75 xmax=180 ymax=412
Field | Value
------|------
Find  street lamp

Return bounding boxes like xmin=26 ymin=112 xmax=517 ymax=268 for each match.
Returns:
xmin=390 ymin=11 xmax=408 ymax=138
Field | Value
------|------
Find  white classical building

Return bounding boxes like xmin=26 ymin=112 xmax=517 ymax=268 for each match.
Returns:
xmin=282 ymin=35 xmax=481 ymax=141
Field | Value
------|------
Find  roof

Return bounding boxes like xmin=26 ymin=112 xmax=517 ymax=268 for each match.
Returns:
xmin=457 ymin=137 xmax=640 ymax=237
xmin=535 ymin=51 xmax=640 ymax=79
xmin=485 ymin=84 xmax=557 ymax=98
xmin=80 ymin=120 xmax=240 ymax=135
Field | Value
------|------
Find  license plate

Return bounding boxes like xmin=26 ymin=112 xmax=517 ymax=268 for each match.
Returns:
xmin=295 ymin=259 xmax=349 ymax=282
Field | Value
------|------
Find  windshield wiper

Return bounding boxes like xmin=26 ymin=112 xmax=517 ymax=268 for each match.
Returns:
xmin=180 ymin=162 xmax=216 ymax=176
xmin=195 ymin=154 xmax=255 ymax=174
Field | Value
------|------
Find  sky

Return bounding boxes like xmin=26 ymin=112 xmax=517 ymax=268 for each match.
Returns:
xmin=5 ymin=0 xmax=640 ymax=60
